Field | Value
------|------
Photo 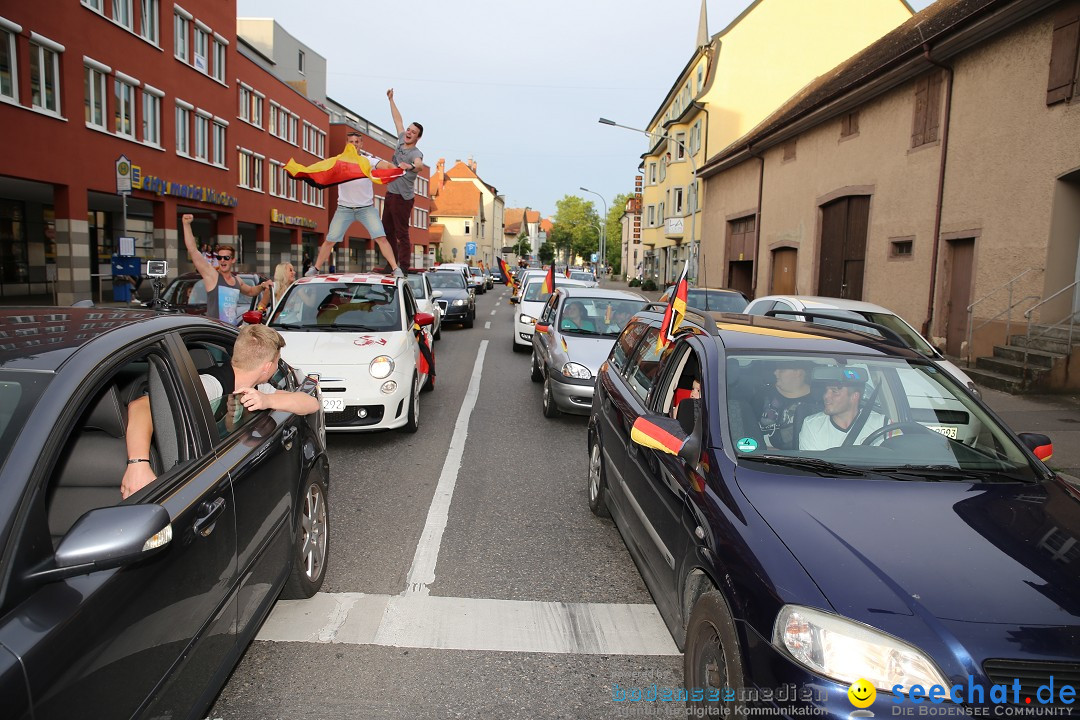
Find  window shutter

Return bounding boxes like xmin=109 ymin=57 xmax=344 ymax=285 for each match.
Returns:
xmin=1047 ymin=3 xmax=1080 ymax=106
xmin=926 ymin=71 xmax=943 ymax=143
xmin=912 ymin=76 xmax=928 ymax=147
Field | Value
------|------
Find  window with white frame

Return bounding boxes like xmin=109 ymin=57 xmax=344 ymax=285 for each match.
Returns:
xmin=302 ymin=183 xmax=322 ymax=207
xmin=648 ymin=162 xmax=657 ymax=185
xmin=268 ymin=100 xmax=279 ymax=136
xmin=238 ymin=84 xmax=251 ymax=122
xmin=173 ymin=12 xmax=188 ymax=62
xmin=0 ymin=24 xmax=17 ymax=102
xmin=211 ymin=36 xmax=225 ymax=82
xmin=647 ymin=205 xmax=655 ymax=227
xmin=211 ymin=118 xmax=226 ymax=165
xmin=30 ymin=37 xmax=62 ymax=114
xmin=673 ymin=187 xmax=684 ymax=217
xmin=696 ymin=65 xmax=703 ymax=94
xmin=113 ymin=0 xmax=133 ymax=30
xmin=659 ymin=157 xmax=666 ymax=182
xmin=298 ymin=49 xmax=305 ymax=74
xmin=84 ymin=63 xmax=108 ymax=128
xmin=175 ymin=101 xmax=191 ymax=155
xmin=238 ymin=148 xmax=254 ymax=188
xmin=193 ymin=112 xmax=209 ymax=160
xmin=114 ymin=75 xmax=137 ymax=137
xmin=675 ymin=132 xmax=687 ymax=161
xmin=250 ymin=91 xmax=264 ymax=128
xmin=658 ymin=201 xmax=665 ymax=223
xmin=139 ymin=0 xmax=159 ymax=44
xmin=690 ymin=121 xmax=701 ymax=156
xmin=411 ymin=207 xmax=428 ymax=229
xmin=82 ymin=0 xmax=103 ymax=11
xmin=285 ymin=173 xmax=296 ymax=201
xmin=192 ymin=25 xmax=208 ymax=73
xmin=269 ymin=159 xmax=284 ymax=197
xmin=287 ymin=113 xmax=297 ymax=144
xmin=142 ymin=87 xmax=162 ymax=145
xmin=414 ymin=177 xmax=428 ymax=197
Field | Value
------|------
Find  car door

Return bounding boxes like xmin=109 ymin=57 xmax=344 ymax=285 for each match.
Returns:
xmin=0 ymin=337 xmax=238 ymax=720
xmin=177 ymin=332 xmax=303 ymax=645
xmin=534 ymin=292 xmax=560 ymax=371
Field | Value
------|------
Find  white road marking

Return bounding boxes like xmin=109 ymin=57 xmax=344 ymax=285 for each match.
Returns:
xmin=258 ymin=592 xmax=679 ymax=656
xmin=403 ymin=340 xmax=488 ymax=595
xmin=484 ymin=321 xmax=491 ymax=329
xmin=496 ymin=301 xmax=501 ymax=306
xmin=490 ymin=310 xmax=497 ymax=315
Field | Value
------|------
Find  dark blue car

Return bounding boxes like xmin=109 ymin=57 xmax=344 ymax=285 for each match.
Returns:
xmin=588 ymin=307 xmax=1076 ymax=716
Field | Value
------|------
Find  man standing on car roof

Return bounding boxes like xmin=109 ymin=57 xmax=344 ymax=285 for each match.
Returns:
xmin=380 ymin=88 xmax=425 ymax=275
xmin=181 ymin=214 xmax=270 ymax=325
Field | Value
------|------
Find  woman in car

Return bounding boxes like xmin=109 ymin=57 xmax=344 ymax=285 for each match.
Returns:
xmin=561 ymin=301 xmax=596 ymax=332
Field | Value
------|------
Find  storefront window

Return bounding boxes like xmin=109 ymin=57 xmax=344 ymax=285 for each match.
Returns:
xmin=0 ymin=200 xmax=28 ymax=291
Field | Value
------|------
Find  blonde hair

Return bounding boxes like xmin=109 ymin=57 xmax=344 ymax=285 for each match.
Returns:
xmin=232 ymin=324 xmax=285 ymax=372
xmin=273 ymin=262 xmax=295 ymax=296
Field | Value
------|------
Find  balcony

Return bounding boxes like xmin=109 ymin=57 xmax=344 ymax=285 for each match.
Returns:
xmin=664 ymin=217 xmax=684 ymax=238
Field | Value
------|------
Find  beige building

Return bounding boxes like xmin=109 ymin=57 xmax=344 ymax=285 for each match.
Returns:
xmin=637 ymin=0 xmax=913 ymax=286
xmin=429 ymin=159 xmax=504 ymax=268
xmin=698 ymin=0 xmax=1080 ymax=391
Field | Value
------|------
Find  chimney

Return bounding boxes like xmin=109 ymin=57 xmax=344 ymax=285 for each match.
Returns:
xmin=468 ymin=156 xmax=476 ymax=173
xmin=437 ymin=158 xmax=445 ymax=173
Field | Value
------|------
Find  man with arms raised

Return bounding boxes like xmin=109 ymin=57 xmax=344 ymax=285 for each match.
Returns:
xmin=380 ymin=88 xmax=425 ymax=274
xmin=181 ymin=213 xmax=270 ymax=324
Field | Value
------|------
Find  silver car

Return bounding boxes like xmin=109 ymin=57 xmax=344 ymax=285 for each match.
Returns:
xmin=530 ymin=287 xmax=648 ymax=417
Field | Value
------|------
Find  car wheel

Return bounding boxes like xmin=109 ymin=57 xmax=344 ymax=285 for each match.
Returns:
xmin=402 ymin=373 xmax=420 ymax=433
xmin=542 ymin=375 xmax=560 ymax=418
xmin=281 ymin=472 xmax=330 ymax=599
xmin=463 ymin=317 xmax=474 ymax=328
xmin=587 ymin=438 xmax=610 ymax=518
xmin=684 ymin=590 xmax=746 ymax=715
xmin=512 ymin=340 xmax=526 ymax=353
xmin=530 ymin=351 xmax=543 ymax=382
xmin=433 ymin=321 xmax=441 ymax=341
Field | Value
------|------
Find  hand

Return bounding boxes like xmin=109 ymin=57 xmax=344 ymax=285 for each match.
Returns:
xmin=182 ymin=213 xmax=194 ymax=225
xmin=398 ymin=161 xmax=412 ymax=170
xmin=386 ymin=88 xmax=394 ymax=101
xmin=235 ymin=386 xmax=272 ymax=412
xmin=121 ymin=462 xmax=156 ymax=500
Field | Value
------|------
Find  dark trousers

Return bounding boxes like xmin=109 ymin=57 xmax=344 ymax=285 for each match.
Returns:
xmin=382 ymin=192 xmax=415 ymax=270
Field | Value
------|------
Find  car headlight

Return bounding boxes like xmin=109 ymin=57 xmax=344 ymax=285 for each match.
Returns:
xmin=452 ymin=298 xmax=468 ymax=306
xmin=562 ymin=362 xmax=592 ymax=380
xmin=369 ymin=355 xmax=395 ymax=379
xmin=773 ymin=605 xmax=948 ymax=694
xmin=519 ymin=314 xmax=537 ymax=325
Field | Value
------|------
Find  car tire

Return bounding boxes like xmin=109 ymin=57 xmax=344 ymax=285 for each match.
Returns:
xmin=542 ymin=375 xmax=560 ymax=418
xmin=684 ymin=590 xmax=746 ymax=715
xmin=422 ymin=370 xmax=435 ymax=392
xmin=463 ymin=317 xmax=474 ymax=329
xmin=281 ymin=472 xmax=330 ymax=599
xmin=587 ymin=437 xmax=610 ymax=518
xmin=402 ymin=374 xmax=420 ymax=433
xmin=512 ymin=340 xmax=526 ymax=353
xmin=433 ymin=321 xmax=441 ymax=341
xmin=530 ymin=351 xmax=543 ymax=382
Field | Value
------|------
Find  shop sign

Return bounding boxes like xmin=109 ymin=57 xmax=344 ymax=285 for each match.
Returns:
xmin=129 ymin=164 xmax=239 ymax=207
xmin=270 ymin=209 xmax=318 ymax=229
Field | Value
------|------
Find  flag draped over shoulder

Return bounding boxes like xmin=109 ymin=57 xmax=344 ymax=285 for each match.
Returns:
xmin=540 ymin=264 xmax=555 ymax=295
xmin=657 ymin=262 xmax=689 ymax=352
xmin=285 ymin=143 xmax=405 ymax=188
xmin=498 ymin=257 xmax=517 ymax=292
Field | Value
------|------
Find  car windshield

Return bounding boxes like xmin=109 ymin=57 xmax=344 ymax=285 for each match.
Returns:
xmin=723 ymin=352 xmax=1042 ymax=482
xmin=559 ymin=297 xmax=646 ymax=337
xmin=524 ymin=279 xmax=581 ymax=302
xmin=405 ymin=275 xmax=427 ymax=299
xmin=428 ymin=272 xmax=466 ymax=289
xmin=684 ymin=289 xmax=747 ymax=312
xmin=469 ymin=268 xmax=482 ymax=276
xmin=0 ymin=371 xmax=51 ymax=468
xmin=569 ymin=272 xmax=595 ymax=282
xmin=269 ymin=282 xmax=401 ymax=330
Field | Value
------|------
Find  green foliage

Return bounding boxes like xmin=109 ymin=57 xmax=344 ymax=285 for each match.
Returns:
xmin=641 ymin=279 xmax=658 ymax=292
xmin=512 ymin=235 xmax=531 ymax=259
xmin=628 ymin=277 xmax=641 ymax=287
xmin=550 ymin=195 xmax=601 ymax=262
xmin=537 ymin=243 xmax=554 ymax=266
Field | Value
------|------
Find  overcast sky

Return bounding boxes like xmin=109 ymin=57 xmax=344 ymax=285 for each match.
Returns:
xmin=237 ymin=0 xmax=935 ymax=218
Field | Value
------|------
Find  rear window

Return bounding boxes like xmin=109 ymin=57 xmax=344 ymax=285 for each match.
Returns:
xmin=0 ymin=372 xmax=51 ymax=469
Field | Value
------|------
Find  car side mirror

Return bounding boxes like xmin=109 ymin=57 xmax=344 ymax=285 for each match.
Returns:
xmin=534 ymin=323 xmax=549 ymax=334
xmin=415 ymin=311 xmax=435 ymax=327
xmin=631 ymin=411 xmax=701 ymax=465
xmin=1018 ymin=432 xmax=1053 ymax=462
xmin=27 ymin=505 xmax=172 ymax=583
xmin=431 ymin=290 xmax=443 ymax=299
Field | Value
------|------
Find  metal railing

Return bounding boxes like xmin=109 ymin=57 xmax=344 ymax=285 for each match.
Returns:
xmin=965 ymin=267 xmax=1041 ymax=366
xmin=1023 ymin=280 xmax=1080 ymax=374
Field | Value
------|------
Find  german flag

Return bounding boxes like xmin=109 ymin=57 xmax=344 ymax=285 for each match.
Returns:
xmin=631 ymin=415 xmax=689 ymax=456
xmin=657 ymin=261 xmax=689 ymax=352
xmin=412 ymin=321 xmax=435 ymax=378
xmin=540 ymin=264 xmax=555 ymax=295
xmin=285 ymin=143 xmax=405 ymax=188
xmin=497 ymin=257 xmax=517 ymax=292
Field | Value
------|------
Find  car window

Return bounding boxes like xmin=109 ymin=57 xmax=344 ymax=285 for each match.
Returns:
xmin=540 ymin=294 xmax=559 ymax=324
xmin=405 ymin=275 xmax=427 ymax=299
xmin=688 ymin=290 xmax=748 ymax=312
xmin=270 ymin=283 xmax=401 ymax=330
xmin=745 ymin=300 xmax=773 ymax=316
xmin=428 ymin=272 xmax=466 ymax=289
xmin=611 ymin=321 xmax=648 ymax=373
xmin=624 ymin=326 xmax=663 ymax=402
xmin=0 ymin=372 xmax=50 ymax=469
xmin=164 ymin=278 xmax=207 ymax=305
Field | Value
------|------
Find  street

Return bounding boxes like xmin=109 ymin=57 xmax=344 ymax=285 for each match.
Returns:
xmin=210 ymin=284 xmax=684 ymax=719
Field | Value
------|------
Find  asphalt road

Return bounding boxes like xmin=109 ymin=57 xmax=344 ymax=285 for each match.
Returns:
xmin=210 ymin=284 xmax=683 ymax=720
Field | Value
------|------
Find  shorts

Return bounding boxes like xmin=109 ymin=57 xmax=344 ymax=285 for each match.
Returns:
xmin=327 ymin=204 xmax=385 ymax=243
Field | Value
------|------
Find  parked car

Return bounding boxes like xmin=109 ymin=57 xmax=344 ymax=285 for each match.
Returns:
xmin=269 ymin=273 xmax=435 ymax=432
xmin=406 ymin=271 xmax=443 ymax=341
xmin=0 ymin=307 xmax=328 ymax=720
xmin=512 ymin=268 xmax=547 ymax=302
xmin=530 ymin=287 xmax=647 ymax=416
xmin=490 ymin=267 xmax=505 ymax=285
xmin=658 ymin=285 xmax=748 ymax=312
xmin=511 ymin=275 xmax=591 ymax=352
xmin=151 ymin=271 xmax=269 ymax=318
xmin=588 ymin=306 xmax=1068 ymax=716
xmin=427 ymin=269 xmax=476 ymax=328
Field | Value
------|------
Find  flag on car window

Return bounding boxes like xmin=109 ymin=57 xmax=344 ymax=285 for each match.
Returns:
xmin=285 ymin=143 xmax=406 ymax=188
xmin=497 ymin=257 xmax=517 ymax=292
xmin=657 ymin=262 xmax=689 ymax=352
xmin=541 ymin=264 xmax=555 ymax=295
xmin=412 ymin=321 xmax=435 ymax=378
xmin=630 ymin=415 xmax=690 ymax=456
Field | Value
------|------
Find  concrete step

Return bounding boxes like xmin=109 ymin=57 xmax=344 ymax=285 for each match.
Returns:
xmin=1008 ymin=334 xmax=1072 ymax=355
xmin=974 ymin=355 xmax=1051 ymax=384
xmin=965 ymin=366 xmax=1027 ymax=394
xmin=993 ymin=345 xmax=1061 ymax=369
xmin=1024 ymin=323 xmax=1080 ymax=344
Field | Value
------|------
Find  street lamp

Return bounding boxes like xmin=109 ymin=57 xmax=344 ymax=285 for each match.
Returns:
xmin=580 ymin=186 xmax=607 ymax=283
xmin=599 ymin=117 xmax=698 ymax=284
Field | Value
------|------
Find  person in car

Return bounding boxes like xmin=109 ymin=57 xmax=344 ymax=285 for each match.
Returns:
xmin=798 ymin=370 xmax=884 ymax=451
xmin=561 ymin=301 xmax=596 ymax=332
xmin=759 ymin=360 xmax=820 ymax=450
xmin=273 ymin=262 xmax=296 ymax=304
xmin=182 ymin=214 xmax=271 ymax=324
xmin=121 ymin=324 xmax=319 ymax=498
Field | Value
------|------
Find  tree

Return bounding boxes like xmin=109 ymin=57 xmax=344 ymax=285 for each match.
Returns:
xmin=537 ymin=242 xmax=554 ymax=266
xmin=604 ymin=192 xmax=631 ymax=275
xmin=549 ymin=195 xmax=601 ymax=266
xmin=512 ymin=231 xmax=531 ymax=260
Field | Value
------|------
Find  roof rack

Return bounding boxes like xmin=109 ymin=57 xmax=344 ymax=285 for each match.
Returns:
xmin=641 ymin=302 xmax=720 ymax=337
xmin=763 ymin=310 xmax=913 ymax=351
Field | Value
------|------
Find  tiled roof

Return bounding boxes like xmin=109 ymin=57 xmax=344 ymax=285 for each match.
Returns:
xmin=430 ymin=182 xmax=481 ymax=217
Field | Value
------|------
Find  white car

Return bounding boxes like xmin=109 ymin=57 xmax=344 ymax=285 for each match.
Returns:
xmin=437 ymin=262 xmax=483 ymax=293
xmin=268 ymin=273 xmax=435 ymax=432
xmin=511 ymin=268 xmax=548 ymax=302
xmin=567 ymin=270 xmax=599 ymax=287
xmin=511 ymin=275 xmax=591 ymax=352
xmin=744 ymin=295 xmax=982 ymax=443
xmin=406 ymin=272 xmax=443 ymax=341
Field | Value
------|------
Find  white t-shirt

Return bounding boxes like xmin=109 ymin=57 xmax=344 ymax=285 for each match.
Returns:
xmin=336 ymin=150 xmax=381 ymax=207
xmin=799 ymin=412 xmax=885 ymax=451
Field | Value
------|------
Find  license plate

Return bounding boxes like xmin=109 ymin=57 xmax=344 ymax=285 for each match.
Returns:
xmin=929 ymin=426 xmax=958 ymax=439
xmin=322 ymin=398 xmax=345 ymax=412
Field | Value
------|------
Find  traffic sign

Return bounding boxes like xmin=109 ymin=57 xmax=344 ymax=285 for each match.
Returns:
xmin=116 ymin=155 xmax=132 ymax=195
xmin=465 ymin=241 xmax=477 ymax=257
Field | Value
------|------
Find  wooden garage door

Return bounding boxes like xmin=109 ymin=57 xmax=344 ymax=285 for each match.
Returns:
xmin=818 ymin=196 xmax=869 ymax=300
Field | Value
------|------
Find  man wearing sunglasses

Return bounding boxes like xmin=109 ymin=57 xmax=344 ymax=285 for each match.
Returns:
xmin=182 ymin=213 xmax=271 ymax=325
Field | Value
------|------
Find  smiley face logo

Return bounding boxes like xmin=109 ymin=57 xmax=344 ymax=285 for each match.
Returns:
xmin=848 ymin=679 xmax=876 ymax=708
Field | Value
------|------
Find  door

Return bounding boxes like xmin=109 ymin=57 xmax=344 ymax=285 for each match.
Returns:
xmin=818 ymin=196 xmax=869 ymax=300
xmin=727 ymin=261 xmax=753 ymax=299
xmin=771 ymin=248 xmax=798 ymax=295
xmin=727 ymin=215 xmax=757 ymax=298
xmin=945 ymin=238 xmax=975 ymax=356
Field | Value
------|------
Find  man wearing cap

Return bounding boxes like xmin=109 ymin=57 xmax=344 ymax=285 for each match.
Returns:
xmin=759 ymin=361 xmax=820 ymax=450
xmin=799 ymin=368 xmax=885 ymax=451
xmin=308 ymin=129 xmax=404 ymax=278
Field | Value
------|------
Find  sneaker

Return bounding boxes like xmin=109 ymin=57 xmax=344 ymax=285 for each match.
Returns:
xmin=304 ymin=267 xmax=318 ymax=277
xmin=393 ymin=267 xmax=405 ymax=278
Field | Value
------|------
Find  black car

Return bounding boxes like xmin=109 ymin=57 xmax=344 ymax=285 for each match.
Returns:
xmin=427 ymin=270 xmax=476 ymax=328
xmin=151 ymin=271 xmax=269 ymax=319
xmin=0 ymin=308 xmax=329 ymax=719
xmin=589 ymin=306 xmax=1071 ymax=716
